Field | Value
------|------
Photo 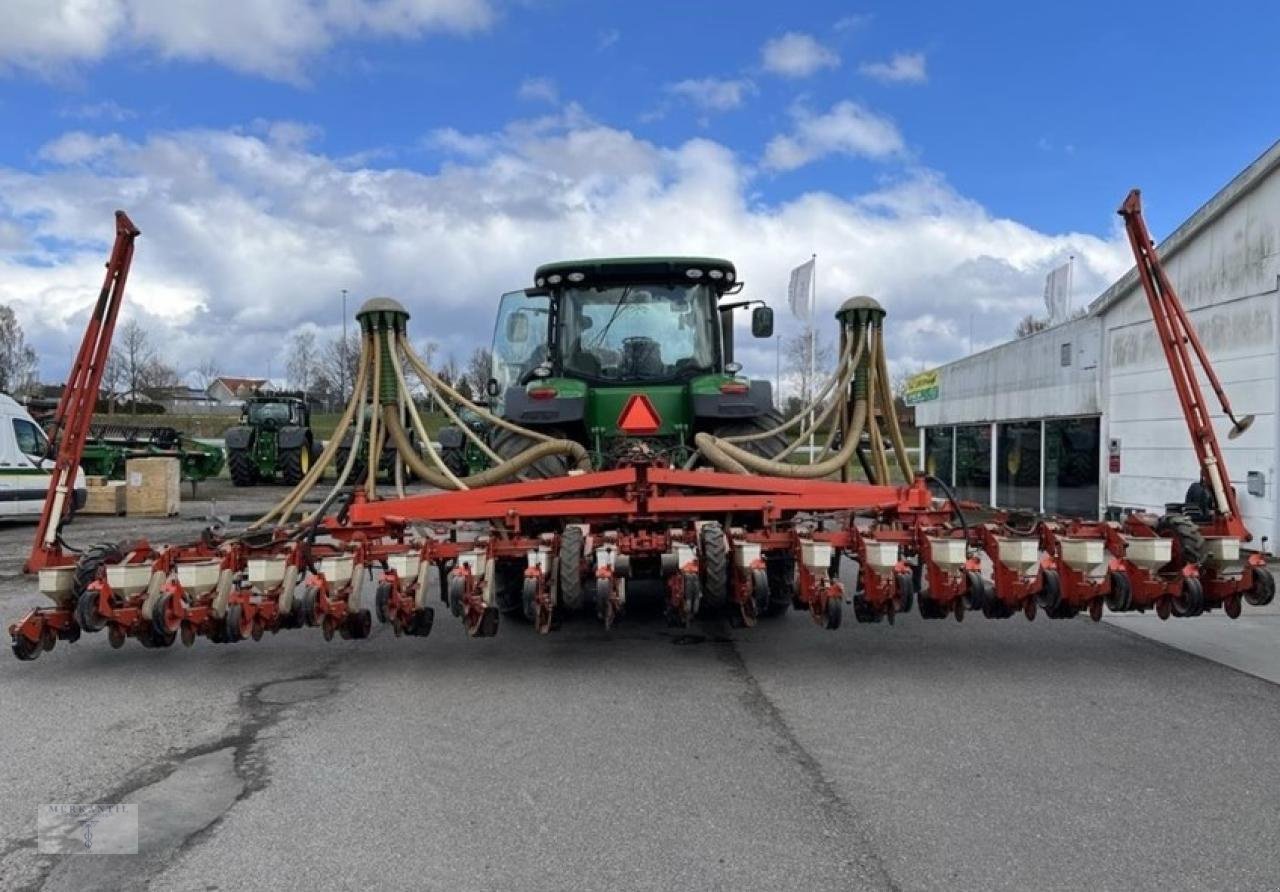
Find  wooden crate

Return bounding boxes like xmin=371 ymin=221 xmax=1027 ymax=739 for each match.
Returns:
xmin=82 ymin=480 xmax=126 ymax=516
xmin=125 ymin=457 xmax=181 ymax=517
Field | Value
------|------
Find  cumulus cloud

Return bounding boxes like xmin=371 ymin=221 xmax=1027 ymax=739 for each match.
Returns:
xmin=860 ymin=51 xmax=928 ymax=84
xmin=761 ymin=32 xmax=840 ymax=78
xmin=763 ymin=101 xmax=905 ymax=170
xmin=0 ymin=0 xmax=495 ymax=81
xmin=667 ymin=77 xmax=757 ymax=112
xmin=0 ymin=117 xmax=1129 ymax=389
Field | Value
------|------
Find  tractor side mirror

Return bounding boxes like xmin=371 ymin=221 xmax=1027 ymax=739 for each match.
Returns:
xmin=752 ymin=306 xmax=774 ymax=338
xmin=486 ymin=378 xmax=500 ymax=397
xmin=506 ymin=312 xmax=529 ymax=344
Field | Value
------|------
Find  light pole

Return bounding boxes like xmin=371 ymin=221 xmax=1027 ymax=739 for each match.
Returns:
xmin=341 ymin=288 xmax=349 ymax=404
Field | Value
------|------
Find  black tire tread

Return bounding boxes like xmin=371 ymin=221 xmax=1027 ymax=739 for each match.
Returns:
xmin=490 ymin=427 xmax=571 ymax=479
xmin=228 ymin=449 xmax=257 ymax=487
xmin=699 ymin=523 xmax=729 ymax=609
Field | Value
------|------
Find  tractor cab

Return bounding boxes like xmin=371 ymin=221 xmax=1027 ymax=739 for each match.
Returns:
xmin=471 ymin=256 xmax=779 ymax=474
xmin=242 ymin=395 xmax=309 ymax=430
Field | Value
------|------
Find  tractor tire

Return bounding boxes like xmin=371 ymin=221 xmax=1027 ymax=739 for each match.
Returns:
xmin=761 ymin=554 xmax=795 ymax=617
xmin=1157 ymin=513 xmax=1207 ymax=568
xmin=493 ymin=558 xmax=526 ymax=615
xmin=228 ymin=449 xmax=257 ymax=487
xmin=491 ymin=427 xmax=571 ymax=480
xmin=441 ymin=448 xmax=469 ymax=479
xmin=73 ymin=542 xmax=124 ymax=604
xmin=279 ymin=446 xmax=309 ymax=486
xmin=333 ymin=448 xmax=366 ymax=485
xmin=558 ymin=525 xmax=585 ymax=611
xmin=698 ymin=522 xmax=729 ymax=611
xmin=710 ymin=408 xmax=790 ymax=463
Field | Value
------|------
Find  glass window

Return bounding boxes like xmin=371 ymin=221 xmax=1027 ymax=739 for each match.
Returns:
xmin=13 ymin=418 xmax=48 ymax=457
xmin=923 ymin=426 xmax=954 ymax=485
xmin=1045 ymin=417 xmax=1100 ymax=518
xmin=559 ymin=283 xmax=716 ymax=382
xmin=247 ymin=402 xmax=292 ymax=426
xmin=953 ymin=424 xmax=991 ymax=505
xmin=997 ymin=421 xmax=1041 ymax=511
xmin=490 ymin=290 xmax=551 ymax=398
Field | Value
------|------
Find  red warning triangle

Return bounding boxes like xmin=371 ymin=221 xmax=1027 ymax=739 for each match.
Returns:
xmin=617 ymin=393 xmax=662 ymax=435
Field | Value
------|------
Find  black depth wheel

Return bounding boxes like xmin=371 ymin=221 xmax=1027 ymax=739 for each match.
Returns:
xmin=558 ymin=526 xmax=585 ymax=611
xmin=1172 ymin=576 xmax=1205 ymax=617
xmin=1037 ymin=569 xmax=1062 ymax=611
xmin=1246 ymin=566 xmax=1276 ymax=607
xmin=1105 ymin=571 xmax=1132 ymax=612
xmin=447 ymin=575 xmax=466 ymax=618
xmin=896 ymin=571 xmax=915 ymax=614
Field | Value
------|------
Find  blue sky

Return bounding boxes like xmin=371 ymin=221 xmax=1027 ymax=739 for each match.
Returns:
xmin=0 ymin=0 xmax=1276 ymax=385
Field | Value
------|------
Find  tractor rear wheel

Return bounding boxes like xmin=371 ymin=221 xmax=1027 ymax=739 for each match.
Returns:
xmin=490 ymin=427 xmax=572 ymax=479
xmin=710 ymin=409 xmax=790 ymax=463
xmin=333 ymin=448 xmax=366 ymax=485
xmin=1156 ymin=513 xmax=1207 ymax=568
xmin=279 ymin=445 xmax=309 ymax=486
xmin=228 ymin=449 xmax=257 ymax=486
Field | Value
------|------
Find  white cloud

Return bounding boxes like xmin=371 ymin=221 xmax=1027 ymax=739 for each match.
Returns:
xmin=427 ymin=126 xmax=496 ymax=158
xmin=667 ymin=78 xmax=757 ymax=112
xmin=0 ymin=118 xmax=1129 ymax=388
xmin=58 ymin=100 xmax=136 ymax=121
xmin=860 ymin=51 xmax=928 ymax=84
xmin=833 ymin=14 xmax=872 ymax=31
xmin=763 ymin=101 xmax=905 ymax=170
xmin=761 ymin=32 xmax=840 ymax=78
xmin=0 ymin=0 xmax=496 ymax=81
xmin=517 ymin=76 xmax=559 ymax=104
xmin=596 ymin=28 xmax=620 ymax=51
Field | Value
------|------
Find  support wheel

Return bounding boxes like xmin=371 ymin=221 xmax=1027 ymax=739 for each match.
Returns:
xmin=1246 ymin=566 xmax=1275 ymax=607
xmin=375 ymin=583 xmax=391 ymax=623
xmin=11 ymin=633 xmax=41 ymax=661
xmin=76 ymin=587 xmax=109 ymax=633
xmin=492 ymin=559 xmax=527 ymax=616
xmin=448 ymin=575 xmax=466 ymax=618
xmin=347 ymin=609 xmax=373 ymax=639
xmin=895 ymin=571 xmax=915 ymax=614
xmin=762 ymin=554 xmax=796 ymax=618
xmin=964 ymin=570 xmax=988 ymax=611
xmin=521 ymin=577 xmax=539 ymax=622
xmin=698 ymin=523 xmax=728 ymax=612
xmin=750 ymin=568 xmax=770 ymax=615
xmin=1105 ymin=571 xmax=1132 ymax=612
xmin=558 ymin=526 xmax=585 ymax=611
xmin=824 ymin=596 xmax=843 ymax=630
xmin=1171 ymin=576 xmax=1205 ymax=617
xmin=1037 ymin=569 xmax=1062 ymax=611
xmin=225 ymin=604 xmax=247 ymax=642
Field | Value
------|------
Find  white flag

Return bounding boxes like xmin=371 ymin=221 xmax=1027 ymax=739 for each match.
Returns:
xmin=788 ymin=258 xmax=815 ymax=321
xmin=1043 ymin=261 xmax=1071 ymax=324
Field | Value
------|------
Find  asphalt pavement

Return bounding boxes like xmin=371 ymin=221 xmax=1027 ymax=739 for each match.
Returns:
xmin=2 ymin=488 xmax=1279 ymax=891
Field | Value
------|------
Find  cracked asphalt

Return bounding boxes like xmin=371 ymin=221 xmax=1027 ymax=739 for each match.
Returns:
xmin=3 ymin=488 xmax=1280 ymax=891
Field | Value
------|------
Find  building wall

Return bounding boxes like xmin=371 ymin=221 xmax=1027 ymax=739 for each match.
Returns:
xmin=914 ymin=314 xmax=1102 ymax=427
xmin=1100 ymin=167 xmax=1280 ymax=546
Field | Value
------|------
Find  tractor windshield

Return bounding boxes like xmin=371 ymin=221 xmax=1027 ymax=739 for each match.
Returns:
xmin=247 ymin=402 xmax=293 ymax=427
xmin=560 ymin=284 xmax=716 ymax=382
xmin=491 ymin=290 xmax=552 ymax=394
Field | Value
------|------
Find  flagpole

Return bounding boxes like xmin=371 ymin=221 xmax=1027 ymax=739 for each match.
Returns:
xmin=808 ymin=253 xmax=816 ymax=464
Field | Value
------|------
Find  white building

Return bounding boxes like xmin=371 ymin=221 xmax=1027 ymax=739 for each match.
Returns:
xmin=915 ymin=140 xmax=1280 ymax=550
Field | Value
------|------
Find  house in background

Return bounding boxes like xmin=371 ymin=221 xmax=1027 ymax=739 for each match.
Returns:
xmin=206 ymin=376 xmax=268 ymax=404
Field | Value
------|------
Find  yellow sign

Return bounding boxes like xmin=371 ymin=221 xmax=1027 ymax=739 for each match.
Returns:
xmin=904 ymin=370 xmax=939 ymax=405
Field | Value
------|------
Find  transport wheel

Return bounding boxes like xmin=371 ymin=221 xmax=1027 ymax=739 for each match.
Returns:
xmin=1246 ymin=566 xmax=1275 ymax=606
xmin=595 ymin=577 xmax=615 ymax=625
xmin=1088 ymin=598 xmax=1103 ymax=622
xmin=107 ymin=624 xmax=126 ymax=649
xmin=279 ymin=447 xmax=308 ymax=486
xmin=490 ymin=427 xmax=571 ymax=479
xmin=699 ymin=523 xmax=728 ymax=611
xmin=750 ymin=568 xmax=771 ymax=615
xmin=60 ymin=623 xmax=81 ymax=644
xmin=251 ymin=616 xmax=265 ymax=641
xmin=375 ymin=583 xmax=391 ymax=623
xmin=408 ymin=606 xmax=435 ymax=637
xmin=1156 ymin=513 xmax=1208 ymax=567
xmin=76 ymin=587 xmax=109 ymax=634
xmin=824 ymin=596 xmax=842 ymax=630
xmin=558 ymin=526 xmax=585 ymax=611
xmin=225 ymin=604 xmax=246 ymax=642
xmin=11 ymin=633 xmax=40 ymax=661
xmin=919 ymin=595 xmax=947 ymax=619
xmin=1105 ymin=571 xmax=1132 ymax=612
xmin=447 ymin=575 xmax=466 ymax=618
xmin=522 ymin=577 xmax=540 ymax=622
xmin=964 ymin=570 xmax=987 ymax=611
xmin=228 ymin=449 xmax=258 ymax=486
xmin=180 ymin=623 xmax=197 ymax=647
xmin=1171 ymin=576 xmax=1205 ymax=617
xmin=492 ymin=559 xmax=526 ymax=615
xmin=1156 ymin=595 xmax=1172 ymax=621
xmin=347 ymin=609 xmax=372 ymax=639
xmin=1224 ymin=594 xmax=1242 ymax=619
xmin=40 ymin=625 xmax=57 ymax=652
xmin=298 ymin=586 xmax=319 ymax=626
xmin=895 ymin=571 xmax=915 ymax=614
xmin=73 ymin=542 xmax=124 ymax=604
xmin=762 ymin=554 xmax=795 ymax=618
xmin=1037 ymin=569 xmax=1062 ymax=612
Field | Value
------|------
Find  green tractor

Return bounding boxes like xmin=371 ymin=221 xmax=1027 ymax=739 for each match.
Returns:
xmin=438 ymin=256 xmax=782 ymax=476
xmin=224 ymin=393 xmax=320 ymax=486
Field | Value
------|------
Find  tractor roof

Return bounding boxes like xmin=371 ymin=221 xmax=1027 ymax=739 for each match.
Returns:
xmin=534 ymin=256 xmax=737 ymax=290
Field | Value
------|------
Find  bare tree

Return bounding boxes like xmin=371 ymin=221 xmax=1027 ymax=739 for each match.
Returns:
xmin=437 ymin=353 xmax=459 ymax=389
xmin=286 ymin=331 xmax=318 ymax=395
xmin=320 ymin=333 xmax=361 ymax=405
xmin=0 ymin=304 xmax=38 ymax=396
xmin=1014 ymin=314 xmax=1049 ymax=338
xmin=783 ymin=329 xmax=834 ymax=407
xmin=115 ymin=319 xmax=174 ymax=414
xmin=193 ymin=356 xmax=221 ymax=393
xmin=464 ymin=347 xmax=493 ymax=399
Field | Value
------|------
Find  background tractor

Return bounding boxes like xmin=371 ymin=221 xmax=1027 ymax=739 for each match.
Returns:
xmin=224 ymin=392 xmax=319 ymax=486
xmin=438 ymin=256 xmax=782 ymax=477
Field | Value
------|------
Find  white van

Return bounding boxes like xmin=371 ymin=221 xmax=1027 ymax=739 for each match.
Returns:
xmin=0 ymin=393 xmax=87 ymax=521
